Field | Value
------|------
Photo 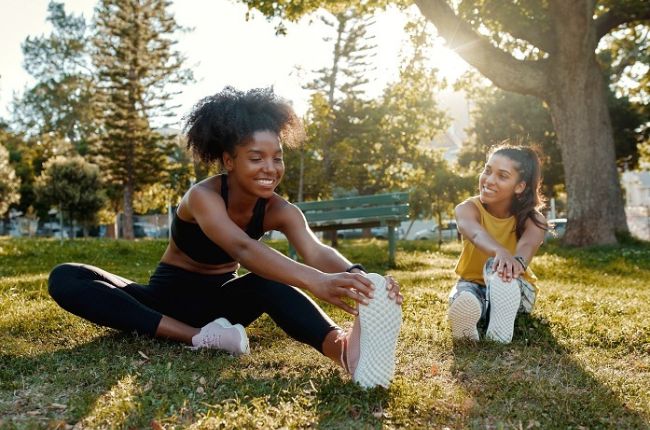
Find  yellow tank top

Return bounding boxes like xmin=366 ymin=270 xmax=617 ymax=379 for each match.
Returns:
xmin=454 ymin=196 xmax=537 ymax=285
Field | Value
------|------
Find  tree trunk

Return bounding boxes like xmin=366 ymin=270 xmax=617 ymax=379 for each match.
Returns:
xmin=545 ymin=5 xmax=628 ymax=246
xmin=122 ymin=182 xmax=134 ymax=240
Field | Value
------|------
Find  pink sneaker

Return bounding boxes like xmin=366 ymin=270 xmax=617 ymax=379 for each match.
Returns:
xmin=191 ymin=317 xmax=250 ymax=356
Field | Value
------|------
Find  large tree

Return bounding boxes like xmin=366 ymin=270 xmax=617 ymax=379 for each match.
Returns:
xmin=241 ymin=0 xmax=650 ymax=246
xmin=92 ymin=0 xmax=192 ymax=239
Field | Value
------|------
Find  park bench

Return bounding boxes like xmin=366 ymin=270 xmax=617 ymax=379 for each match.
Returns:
xmin=289 ymin=192 xmax=409 ymax=267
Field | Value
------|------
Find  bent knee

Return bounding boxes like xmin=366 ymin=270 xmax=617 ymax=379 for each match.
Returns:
xmin=48 ymin=263 xmax=84 ymax=299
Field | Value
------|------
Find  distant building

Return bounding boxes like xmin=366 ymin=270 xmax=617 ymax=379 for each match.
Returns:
xmin=622 ymin=170 xmax=650 ymax=240
xmin=622 ymin=170 xmax=650 ymax=207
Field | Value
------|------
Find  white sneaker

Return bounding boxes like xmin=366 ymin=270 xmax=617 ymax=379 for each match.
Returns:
xmin=448 ymin=291 xmax=481 ymax=341
xmin=191 ymin=317 xmax=250 ymax=356
xmin=485 ymin=275 xmax=521 ymax=344
xmin=352 ymin=273 xmax=402 ymax=389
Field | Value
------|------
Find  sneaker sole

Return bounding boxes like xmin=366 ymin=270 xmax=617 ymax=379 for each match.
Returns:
xmin=354 ymin=273 xmax=402 ymax=389
xmin=485 ymin=275 xmax=520 ymax=344
xmin=448 ymin=291 xmax=481 ymax=341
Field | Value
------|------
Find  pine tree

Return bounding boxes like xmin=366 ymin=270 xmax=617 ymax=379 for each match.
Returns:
xmin=304 ymin=7 xmax=377 ymax=196
xmin=92 ymin=0 xmax=192 ymax=239
xmin=340 ymin=16 xmax=448 ymax=195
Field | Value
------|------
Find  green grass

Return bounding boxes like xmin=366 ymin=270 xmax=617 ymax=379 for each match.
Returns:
xmin=1 ymin=237 xmax=649 ymax=429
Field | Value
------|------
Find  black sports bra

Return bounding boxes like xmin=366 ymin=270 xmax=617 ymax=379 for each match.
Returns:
xmin=170 ymin=175 xmax=268 ymax=265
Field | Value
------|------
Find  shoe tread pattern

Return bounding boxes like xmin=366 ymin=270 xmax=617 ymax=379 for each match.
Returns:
xmin=485 ymin=275 xmax=520 ymax=343
xmin=448 ymin=291 xmax=481 ymax=341
xmin=354 ymin=273 xmax=402 ymax=388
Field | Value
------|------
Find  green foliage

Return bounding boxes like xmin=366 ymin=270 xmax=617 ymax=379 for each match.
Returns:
xmin=458 ymin=79 xmax=647 ymax=192
xmin=240 ymin=0 xmax=403 ymax=34
xmin=34 ymin=156 xmax=105 ymax=231
xmin=12 ymin=1 xmax=97 ymax=153
xmin=409 ymin=148 xmax=473 ymax=233
xmin=1 ymin=238 xmax=649 ymax=427
xmin=0 ymin=144 xmax=21 ymax=216
xmin=287 ymin=14 xmax=449 ymax=199
xmin=340 ymin=17 xmax=448 ymax=195
xmin=305 ymin=7 xmax=378 ymax=197
xmin=279 ymin=93 xmax=329 ymax=201
xmin=91 ymin=0 xmax=193 ymax=238
xmin=306 ymin=9 xmax=377 ymax=101
xmin=457 ymin=84 xmax=564 ymax=195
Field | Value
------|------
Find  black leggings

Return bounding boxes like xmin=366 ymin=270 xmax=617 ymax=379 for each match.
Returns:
xmin=48 ymin=262 xmax=338 ymax=352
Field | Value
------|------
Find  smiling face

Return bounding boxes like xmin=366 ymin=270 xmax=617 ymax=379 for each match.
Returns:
xmin=479 ymin=154 xmax=526 ymax=214
xmin=222 ymin=130 xmax=284 ymax=198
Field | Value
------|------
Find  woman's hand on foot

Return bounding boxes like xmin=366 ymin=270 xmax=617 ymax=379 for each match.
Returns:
xmin=385 ymin=275 xmax=403 ymax=305
xmin=310 ymin=272 xmax=375 ymax=315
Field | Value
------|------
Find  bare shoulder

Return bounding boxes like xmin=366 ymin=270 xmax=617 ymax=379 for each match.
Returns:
xmin=455 ymin=199 xmax=480 ymax=221
xmin=526 ymin=210 xmax=548 ymax=229
xmin=265 ymin=194 xmax=303 ymax=228
xmin=184 ymin=176 xmax=224 ymax=216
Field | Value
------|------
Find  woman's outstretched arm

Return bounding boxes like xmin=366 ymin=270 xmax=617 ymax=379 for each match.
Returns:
xmin=188 ymin=185 xmax=373 ymax=315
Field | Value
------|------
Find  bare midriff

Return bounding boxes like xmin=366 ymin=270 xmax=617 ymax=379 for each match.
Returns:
xmin=159 ymin=240 xmax=240 ymax=275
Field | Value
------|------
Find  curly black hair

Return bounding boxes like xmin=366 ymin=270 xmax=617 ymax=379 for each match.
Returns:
xmin=184 ymin=86 xmax=304 ymax=165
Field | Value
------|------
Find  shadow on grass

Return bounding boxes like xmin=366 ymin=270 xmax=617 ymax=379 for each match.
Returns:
xmin=1 ymin=330 xmax=390 ymax=428
xmin=450 ymin=314 xmax=648 ymax=428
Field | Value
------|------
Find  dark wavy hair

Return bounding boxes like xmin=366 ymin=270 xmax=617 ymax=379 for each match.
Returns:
xmin=183 ymin=86 xmax=304 ymax=165
xmin=488 ymin=143 xmax=548 ymax=238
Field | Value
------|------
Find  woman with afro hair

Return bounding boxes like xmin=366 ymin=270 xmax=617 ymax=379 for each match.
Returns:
xmin=48 ymin=87 xmax=403 ymax=388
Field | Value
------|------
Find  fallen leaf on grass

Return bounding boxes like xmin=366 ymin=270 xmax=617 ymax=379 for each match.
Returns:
xmin=150 ymin=419 xmax=164 ymax=430
xmin=199 ymin=377 xmax=206 ymax=385
xmin=196 ymin=386 xmax=205 ymax=394
xmin=26 ymin=410 xmax=42 ymax=416
xmin=461 ymin=398 xmax=477 ymax=413
xmin=50 ymin=403 xmax=67 ymax=410
xmin=430 ymin=364 xmax=439 ymax=376
xmin=138 ymin=351 xmax=150 ymax=360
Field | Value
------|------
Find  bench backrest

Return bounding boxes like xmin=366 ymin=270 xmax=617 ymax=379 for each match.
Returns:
xmin=295 ymin=192 xmax=409 ymax=230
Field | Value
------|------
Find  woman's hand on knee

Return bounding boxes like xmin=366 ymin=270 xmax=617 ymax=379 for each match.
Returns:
xmin=492 ymin=249 xmax=518 ymax=282
xmin=310 ymin=273 xmax=374 ymax=315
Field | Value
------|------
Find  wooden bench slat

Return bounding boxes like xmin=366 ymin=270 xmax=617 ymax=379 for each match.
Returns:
xmin=303 ymin=205 xmax=409 ymax=223
xmin=296 ymin=192 xmax=409 ymax=211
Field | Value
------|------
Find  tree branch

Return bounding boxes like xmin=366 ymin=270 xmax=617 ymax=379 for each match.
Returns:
xmin=414 ymin=0 xmax=547 ymax=97
xmin=595 ymin=5 xmax=650 ymax=40
xmin=482 ymin=0 xmax=556 ymax=54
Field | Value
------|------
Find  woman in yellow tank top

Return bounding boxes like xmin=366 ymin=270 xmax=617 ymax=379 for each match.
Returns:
xmin=449 ymin=144 xmax=548 ymax=344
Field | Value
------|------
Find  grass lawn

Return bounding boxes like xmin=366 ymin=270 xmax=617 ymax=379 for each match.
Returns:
xmin=1 ymin=237 xmax=649 ymax=429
